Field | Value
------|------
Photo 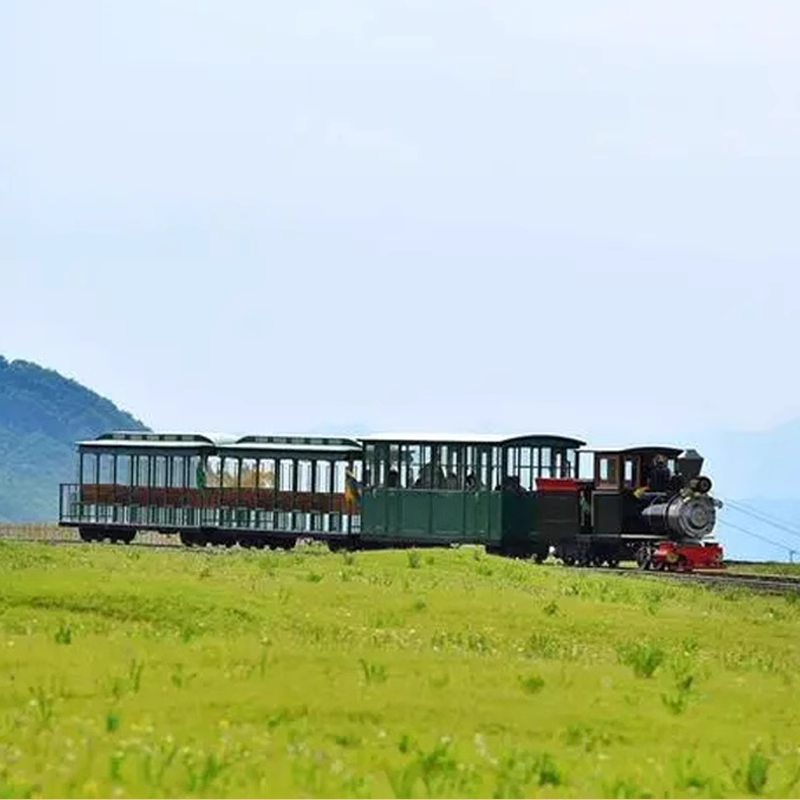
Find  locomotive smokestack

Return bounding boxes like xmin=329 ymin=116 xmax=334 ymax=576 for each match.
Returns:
xmin=676 ymin=449 xmax=704 ymax=481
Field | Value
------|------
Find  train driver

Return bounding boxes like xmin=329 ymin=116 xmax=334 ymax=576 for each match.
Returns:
xmin=649 ymin=455 xmax=672 ymax=493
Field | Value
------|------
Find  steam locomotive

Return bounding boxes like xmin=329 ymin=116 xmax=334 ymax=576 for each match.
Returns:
xmin=550 ymin=445 xmax=722 ymax=570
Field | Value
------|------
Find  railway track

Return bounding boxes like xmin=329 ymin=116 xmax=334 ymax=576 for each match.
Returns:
xmin=597 ymin=566 xmax=800 ymax=595
xmin=3 ymin=528 xmax=800 ymax=594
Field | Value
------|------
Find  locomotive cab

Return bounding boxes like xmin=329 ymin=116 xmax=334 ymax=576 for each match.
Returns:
xmin=583 ymin=446 xmax=683 ymax=537
xmin=585 ymin=445 xmax=719 ymax=536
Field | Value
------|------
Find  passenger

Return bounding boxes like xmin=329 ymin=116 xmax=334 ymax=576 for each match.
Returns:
xmin=580 ymin=491 xmax=591 ymax=524
xmin=649 ymin=455 xmax=671 ymax=493
xmin=498 ymin=474 xmax=524 ymax=494
xmin=387 ymin=468 xmax=400 ymax=488
xmin=465 ymin=472 xmax=477 ymax=490
xmin=415 ymin=463 xmax=432 ymax=488
xmin=446 ymin=470 xmax=460 ymax=490
xmin=415 ymin=462 xmax=446 ymax=489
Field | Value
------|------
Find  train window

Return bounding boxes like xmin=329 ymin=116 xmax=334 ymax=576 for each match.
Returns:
xmin=448 ymin=444 xmax=465 ymax=489
xmin=436 ymin=445 xmax=446 ymax=487
xmin=258 ymin=458 xmax=276 ymax=488
xmin=153 ymin=456 xmax=166 ymax=487
xmin=598 ymin=456 xmax=618 ymax=484
xmin=171 ymin=456 xmax=186 ymax=488
xmin=363 ymin=444 xmax=375 ymax=487
xmin=486 ymin=447 xmax=496 ymax=489
xmin=81 ymin=453 xmax=97 ymax=483
xmin=239 ymin=459 xmax=257 ymax=488
xmin=374 ymin=444 xmax=388 ymax=487
xmin=221 ymin=458 xmax=239 ymax=488
xmin=396 ymin=445 xmax=408 ymax=488
xmin=464 ymin=445 xmax=477 ymax=489
xmin=297 ymin=460 xmax=312 ymax=492
xmin=190 ymin=456 xmax=201 ymax=488
xmin=279 ymin=460 xmax=294 ymax=492
xmin=426 ymin=445 xmax=444 ymax=489
xmin=477 ymin=447 xmax=490 ymax=489
xmin=623 ymin=458 xmax=637 ymax=487
xmin=117 ymin=455 xmax=131 ymax=486
xmin=205 ymin=456 xmax=221 ymax=487
xmin=136 ymin=456 xmax=150 ymax=487
xmin=540 ymin=447 xmax=551 ymax=479
xmin=504 ymin=447 xmax=514 ymax=478
xmin=315 ymin=460 xmax=330 ymax=493
xmin=565 ymin=450 xmax=576 ymax=477
xmin=577 ymin=451 xmax=594 ymax=480
xmin=389 ymin=445 xmax=400 ymax=485
xmin=412 ymin=445 xmax=433 ymax=488
xmin=333 ymin=461 xmax=346 ymax=493
xmin=515 ymin=447 xmax=532 ymax=490
xmin=405 ymin=444 xmax=421 ymax=488
xmin=99 ymin=454 xmax=114 ymax=483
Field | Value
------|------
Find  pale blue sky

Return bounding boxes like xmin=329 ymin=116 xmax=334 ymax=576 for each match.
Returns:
xmin=2 ymin=0 xmax=798 ymax=444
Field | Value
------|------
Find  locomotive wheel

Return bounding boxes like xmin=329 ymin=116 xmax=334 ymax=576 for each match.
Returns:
xmin=635 ymin=546 xmax=652 ymax=571
xmin=607 ymin=558 xmax=620 ymax=569
xmin=532 ymin=548 xmax=549 ymax=564
xmin=276 ymin=538 xmax=296 ymax=551
xmin=78 ymin=527 xmax=98 ymax=542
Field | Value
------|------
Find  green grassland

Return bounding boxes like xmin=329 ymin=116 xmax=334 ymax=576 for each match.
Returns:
xmin=1 ymin=542 xmax=799 ymax=798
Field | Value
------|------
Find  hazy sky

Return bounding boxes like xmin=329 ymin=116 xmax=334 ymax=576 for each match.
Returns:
xmin=2 ymin=0 xmax=798 ymax=443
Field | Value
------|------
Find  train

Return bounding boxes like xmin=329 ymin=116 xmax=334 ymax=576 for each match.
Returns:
xmin=57 ymin=429 xmax=725 ymax=571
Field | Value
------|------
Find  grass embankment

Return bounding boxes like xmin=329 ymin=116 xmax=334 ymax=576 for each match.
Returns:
xmin=0 ymin=541 xmax=799 ymax=798
xmin=726 ymin=561 xmax=800 ymax=578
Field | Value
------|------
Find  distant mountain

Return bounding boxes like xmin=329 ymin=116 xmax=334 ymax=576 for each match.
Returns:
xmin=0 ymin=357 xmax=148 ymax=521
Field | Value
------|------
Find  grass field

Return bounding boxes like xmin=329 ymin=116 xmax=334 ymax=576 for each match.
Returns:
xmin=0 ymin=540 xmax=799 ymax=798
xmin=726 ymin=561 xmax=800 ymax=577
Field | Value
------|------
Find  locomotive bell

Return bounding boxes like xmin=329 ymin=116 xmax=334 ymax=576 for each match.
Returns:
xmin=676 ymin=449 xmax=704 ymax=480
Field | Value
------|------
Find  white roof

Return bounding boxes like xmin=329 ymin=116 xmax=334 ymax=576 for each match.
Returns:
xmin=359 ymin=432 xmax=586 ymax=446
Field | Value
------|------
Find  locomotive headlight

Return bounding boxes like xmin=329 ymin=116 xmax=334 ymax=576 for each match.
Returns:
xmin=688 ymin=475 xmax=713 ymax=494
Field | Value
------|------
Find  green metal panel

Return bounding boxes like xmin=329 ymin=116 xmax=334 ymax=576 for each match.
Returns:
xmin=385 ymin=489 xmax=403 ymax=534
xmin=430 ymin=492 xmax=465 ymax=541
xmin=360 ymin=488 xmax=504 ymax=545
xmin=399 ymin=492 xmax=431 ymax=537
xmin=361 ymin=488 xmax=386 ymax=535
xmin=462 ymin=491 xmax=502 ymax=544
xmin=501 ymin=493 xmax=537 ymax=551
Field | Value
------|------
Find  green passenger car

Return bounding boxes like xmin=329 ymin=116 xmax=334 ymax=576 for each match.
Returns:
xmin=356 ymin=433 xmax=586 ymax=559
